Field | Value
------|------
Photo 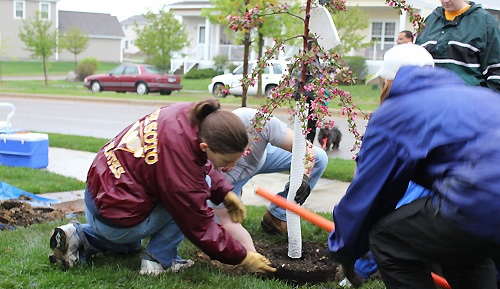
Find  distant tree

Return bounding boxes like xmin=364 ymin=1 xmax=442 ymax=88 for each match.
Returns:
xmin=203 ymin=0 xmax=303 ymax=103
xmin=203 ymin=0 xmax=261 ymax=106
xmin=134 ymin=9 xmax=188 ymax=71
xmin=329 ymin=6 xmax=371 ymax=56
xmin=253 ymin=1 xmax=302 ymax=97
xmin=60 ymin=27 xmax=89 ymax=69
xmin=18 ymin=12 xmax=57 ymax=85
xmin=0 ymin=39 xmax=7 ymax=84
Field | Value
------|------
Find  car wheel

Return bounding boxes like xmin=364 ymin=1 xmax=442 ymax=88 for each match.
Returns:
xmin=160 ymin=90 xmax=172 ymax=95
xmin=136 ymin=82 xmax=149 ymax=95
xmin=90 ymin=81 xmax=101 ymax=93
xmin=212 ymin=83 xmax=226 ymax=98
xmin=265 ymin=85 xmax=277 ymax=97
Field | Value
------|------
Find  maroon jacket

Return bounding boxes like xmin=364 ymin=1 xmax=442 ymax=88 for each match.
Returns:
xmin=86 ymin=102 xmax=247 ymax=264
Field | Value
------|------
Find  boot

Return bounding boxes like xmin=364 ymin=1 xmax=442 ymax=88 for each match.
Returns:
xmin=261 ymin=210 xmax=287 ymax=235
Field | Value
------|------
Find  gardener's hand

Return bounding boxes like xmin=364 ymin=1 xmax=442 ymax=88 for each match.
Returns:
xmin=239 ymin=251 xmax=277 ymax=274
xmin=223 ymin=191 xmax=246 ymax=223
xmin=293 ymin=174 xmax=311 ymax=205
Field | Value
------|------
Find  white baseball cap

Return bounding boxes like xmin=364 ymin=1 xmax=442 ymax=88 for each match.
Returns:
xmin=367 ymin=44 xmax=434 ymax=83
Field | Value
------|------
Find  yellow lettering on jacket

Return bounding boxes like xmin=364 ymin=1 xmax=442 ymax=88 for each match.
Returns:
xmin=142 ymin=109 xmax=160 ymax=165
xmin=104 ymin=141 xmax=125 ymax=178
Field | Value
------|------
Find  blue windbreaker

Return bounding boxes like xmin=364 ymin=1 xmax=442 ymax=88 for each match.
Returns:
xmin=328 ymin=65 xmax=500 ymax=264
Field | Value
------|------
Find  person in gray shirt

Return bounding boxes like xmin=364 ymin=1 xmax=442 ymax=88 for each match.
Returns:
xmin=208 ymin=107 xmax=328 ymax=251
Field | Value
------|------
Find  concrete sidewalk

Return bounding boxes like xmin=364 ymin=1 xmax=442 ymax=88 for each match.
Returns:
xmin=42 ymin=147 xmax=349 ymax=213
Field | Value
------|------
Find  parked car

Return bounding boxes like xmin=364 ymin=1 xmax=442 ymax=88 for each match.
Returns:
xmin=208 ymin=60 xmax=289 ymax=97
xmin=83 ymin=64 xmax=182 ymax=95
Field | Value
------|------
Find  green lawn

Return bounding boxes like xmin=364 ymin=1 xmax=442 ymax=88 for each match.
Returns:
xmin=0 ymin=60 xmax=381 ymax=111
xmin=0 ymin=60 xmax=119 ymax=76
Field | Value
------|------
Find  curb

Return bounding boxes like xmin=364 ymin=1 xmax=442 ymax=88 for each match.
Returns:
xmin=0 ymin=92 xmax=348 ymax=117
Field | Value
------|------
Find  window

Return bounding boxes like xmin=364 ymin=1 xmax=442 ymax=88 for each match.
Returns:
xmin=367 ymin=21 xmax=396 ymax=60
xmin=39 ymin=2 xmax=50 ymax=20
xmin=123 ymin=66 xmax=139 ymax=75
xmin=110 ymin=66 xmax=126 ymax=75
xmin=272 ymin=64 xmax=283 ymax=74
xmin=14 ymin=1 xmax=25 ymax=19
xmin=198 ymin=26 xmax=206 ymax=44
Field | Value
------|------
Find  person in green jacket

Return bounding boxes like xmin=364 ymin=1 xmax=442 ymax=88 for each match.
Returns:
xmin=415 ymin=0 xmax=500 ymax=92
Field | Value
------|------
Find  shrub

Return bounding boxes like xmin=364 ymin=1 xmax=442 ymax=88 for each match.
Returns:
xmin=184 ymin=68 xmax=218 ymax=79
xmin=75 ymin=58 xmax=100 ymax=81
xmin=227 ymin=62 xmax=238 ymax=72
xmin=343 ymin=56 xmax=368 ymax=84
xmin=213 ymin=54 xmax=229 ymax=74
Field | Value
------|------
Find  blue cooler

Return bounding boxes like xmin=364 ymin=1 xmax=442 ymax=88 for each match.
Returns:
xmin=0 ymin=133 xmax=49 ymax=169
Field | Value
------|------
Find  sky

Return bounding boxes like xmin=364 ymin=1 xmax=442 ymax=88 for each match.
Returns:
xmin=57 ymin=0 xmax=178 ymax=22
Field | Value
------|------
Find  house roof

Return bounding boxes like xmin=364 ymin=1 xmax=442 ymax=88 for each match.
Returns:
xmin=58 ymin=11 xmax=125 ymax=38
xmin=120 ymin=15 xmax=147 ymax=25
xmin=167 ymin=0 xmax=212 ymax=9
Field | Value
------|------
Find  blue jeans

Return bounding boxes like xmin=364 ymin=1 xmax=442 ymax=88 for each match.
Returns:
xmin=81 ymin=193 xmax=184 ymax=269
xmin=213 ymin=144 xmax=328 ymax=221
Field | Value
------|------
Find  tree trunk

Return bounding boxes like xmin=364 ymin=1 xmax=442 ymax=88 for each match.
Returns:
xmin=256 ymin=32 xmax=264 ymax=98
xmin=42 ymin=56 xmax=48 ymax=86
xmin=241 ymin=31 xmax=251 ymax=107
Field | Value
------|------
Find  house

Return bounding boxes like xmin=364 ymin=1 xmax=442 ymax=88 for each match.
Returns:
xmin=120 ymin=15 xmax=147 ymax=56
xmin=164 ymin=0 xmax=499 ymax=75
xmin=58 ymin=11 xmax=124 ymax=63
xmin=0 ymin=0 xmax=58 ymax=61
xmin=0 ymin=0 xmax=124 ymax=63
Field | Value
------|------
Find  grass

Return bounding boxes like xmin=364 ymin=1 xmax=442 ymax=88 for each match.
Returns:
xmin=0 ymin=128 xmax=380 ymax=288
xmin=0 ymin=60 xmax=119 ymax=76
xmin=0 ymin=209 xmax=386 ymax=289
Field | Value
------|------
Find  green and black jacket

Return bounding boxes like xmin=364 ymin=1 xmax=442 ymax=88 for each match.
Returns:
xmin=416 ymin=2 xmax=500 ymax=92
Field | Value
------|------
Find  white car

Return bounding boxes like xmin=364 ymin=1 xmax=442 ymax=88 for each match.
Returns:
xmin=208 ymin=60 xmax=289 ymax=97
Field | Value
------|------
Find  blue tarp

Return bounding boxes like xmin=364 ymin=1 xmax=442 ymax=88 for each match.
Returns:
xmin=0 ymin=182 xmax=59 ymax=206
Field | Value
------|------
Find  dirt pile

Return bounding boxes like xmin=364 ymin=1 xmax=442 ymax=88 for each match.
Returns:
xmin=0 ymin=197 xmax=65 ymax=230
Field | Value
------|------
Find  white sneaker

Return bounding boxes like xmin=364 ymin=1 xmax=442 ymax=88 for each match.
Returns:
xmin=139 ymin=258 xmax=194 ymax=275
xmin=49 ymin=222 xmax=82 ymax=269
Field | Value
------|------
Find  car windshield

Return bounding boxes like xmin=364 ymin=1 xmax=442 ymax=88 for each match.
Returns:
xmin=144 ymin=66 xmax=166 ymax=74
xmin=110 ymin=66 xmax=125 ymax=75
xmin=233 ymin=63 xmax=272 ymax=75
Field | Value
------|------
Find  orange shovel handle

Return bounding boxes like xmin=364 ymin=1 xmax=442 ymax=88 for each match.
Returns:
xmin=255 ymin=187 xmax=451 ymax=289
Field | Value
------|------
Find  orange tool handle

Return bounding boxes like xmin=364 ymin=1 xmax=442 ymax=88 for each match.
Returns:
xmin=255 ymin=187 xmax=451 ymax=289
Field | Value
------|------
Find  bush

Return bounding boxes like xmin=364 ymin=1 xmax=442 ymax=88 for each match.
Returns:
xmin=213 ymin=54 xmax=229 ymax=74
xmin=184 ymin=68 xmax=218 ymax=79
xmin=75 ymin=58 xmax=100 ymax=81
xmin=343 ymin=56 xmax=368 ymax=84
xmin=227 ymin=62 xmax=238 ymax=73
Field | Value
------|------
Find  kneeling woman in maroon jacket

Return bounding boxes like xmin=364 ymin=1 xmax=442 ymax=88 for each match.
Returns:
xmin=49 ymin=98 xmax=276 ymax=275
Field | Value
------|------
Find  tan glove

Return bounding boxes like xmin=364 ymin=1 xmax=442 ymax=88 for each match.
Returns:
xmin=222 ymin=191 xmax=246 ymax=223
xmin=239 ymin=251 xmax=277 ymax=274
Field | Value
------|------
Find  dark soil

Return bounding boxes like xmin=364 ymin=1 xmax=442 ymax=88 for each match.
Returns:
xmin=1 ymin=198 xmax=343 ymax=285
xmin=197 ymin=239 xmax=343 ymax=285
xmin=0 ymin=197 xmax=65 ymax=230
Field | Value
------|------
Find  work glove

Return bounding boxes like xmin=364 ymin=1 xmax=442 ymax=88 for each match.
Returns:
xmin=284 ymin=174 xmax=311 ymax=205
xmin=239 ymin=251 xmax=277 ymax=274
xmin=222 ymin=191 xmax=246 ymax=223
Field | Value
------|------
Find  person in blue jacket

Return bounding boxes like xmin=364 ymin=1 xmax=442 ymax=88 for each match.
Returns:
xmin=328 ymin=44 xmax=500 ymax=289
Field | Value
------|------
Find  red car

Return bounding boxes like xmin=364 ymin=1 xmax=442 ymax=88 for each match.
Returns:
xmin=83 ymin=64 xmax=182 ymax=95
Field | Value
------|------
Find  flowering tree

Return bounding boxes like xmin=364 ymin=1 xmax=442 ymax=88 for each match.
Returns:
xmin=227 ymin=0 xmax=426 ymax=154
xmin=227 ymin=0 xmax=425 ymax=261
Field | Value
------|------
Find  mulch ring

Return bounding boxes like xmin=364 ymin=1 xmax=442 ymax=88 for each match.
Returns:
xmin=196 ymin=240 xmax=343 ymax=285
